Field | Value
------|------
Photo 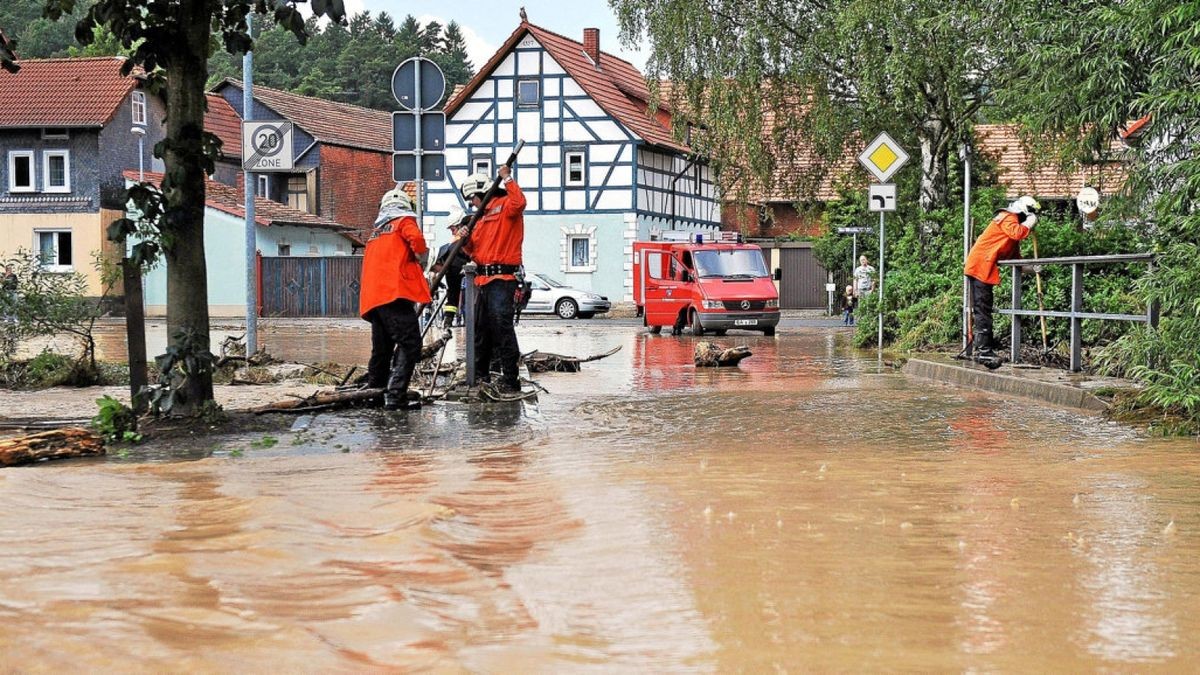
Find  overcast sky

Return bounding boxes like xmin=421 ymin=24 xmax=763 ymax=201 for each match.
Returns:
xmin=342 ymin=0 xmax=649 ymax=70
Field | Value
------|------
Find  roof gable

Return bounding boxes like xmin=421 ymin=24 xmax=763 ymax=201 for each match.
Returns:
xmin=0 ymin=57 xmax=137 ymax=128
xmin=213 ymin=79 xmax=391 ymax=153
xmin=445 ymin=22 xmax=686 ymax=153
xmin=204 ymin=93 xmax=242 ymax=161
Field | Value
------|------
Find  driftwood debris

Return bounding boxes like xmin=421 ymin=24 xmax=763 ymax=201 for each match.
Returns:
xmin=0 ymin=427 xmax=105 ymax=467
xmin=248 ymin=387 xmax=385 ymax=414
xmin=694 ymin=341 xmax=753 ymax=367
xmin=523 ymin=346 xmax=622 ymax=373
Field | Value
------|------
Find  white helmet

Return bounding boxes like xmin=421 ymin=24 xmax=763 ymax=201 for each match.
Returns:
xmin=380 ymin=186 xmax=413 ymax=211
xmin=1006 ymin=195 xmax=1041 ymax=216
xmin=446 ymin=206 xmax=468 ymax=229
xmin=460 ymin=172 xmax=492 ymax=201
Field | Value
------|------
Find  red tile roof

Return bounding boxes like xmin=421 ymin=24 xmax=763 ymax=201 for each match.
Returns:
xmin=975 ymin=124 xmax=1128 ymax=199
xmin=204 ymin=93 xmax=242 ymax=161
xmin=123 ymin=169 xmax=358 ymax=240
xmin=446 ymin=22 xmax=686 ymax=153
xmin=213 ymin=79 xmax=391 ymax=153
xmin=0 ymin=56 xmax=137 ymax=128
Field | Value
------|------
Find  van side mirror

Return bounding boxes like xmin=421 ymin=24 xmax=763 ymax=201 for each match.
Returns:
xmin=773 ymin=267 xmax=782 ymax=281
xmin=681 ymin=271 xmax=693 ymax=283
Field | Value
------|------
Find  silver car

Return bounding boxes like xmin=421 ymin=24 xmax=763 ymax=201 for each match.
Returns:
xmin=524 ymin=272 xmax=611 ymax=319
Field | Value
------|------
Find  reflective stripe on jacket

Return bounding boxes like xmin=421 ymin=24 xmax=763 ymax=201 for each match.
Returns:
xmin=359 ymin=215 xmax=431 ymax=318
xmin=964 ymin=211 xmax=1030 ymax=286
xmin=466 ymin=180 xmax=526 ymax=286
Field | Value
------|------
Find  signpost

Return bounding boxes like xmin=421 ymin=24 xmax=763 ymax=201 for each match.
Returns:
xmin=857 ymin=132 xmax=910 ymax=360
xmin=241 ymin=121 xmax=294 ymax=172
xmin=391 ymin=57 xmax=447 ymax=232
xmin=837 ymin=226 xmax=873 ymax=271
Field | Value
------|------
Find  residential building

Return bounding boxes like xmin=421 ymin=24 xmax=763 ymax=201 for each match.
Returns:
xmin=126 ymin=171 xmax=359 ymax=317
xmin=434 ymin=21 xmax=720 ymax=302
xmin=0 ymin=56 xmax=166 ymax=296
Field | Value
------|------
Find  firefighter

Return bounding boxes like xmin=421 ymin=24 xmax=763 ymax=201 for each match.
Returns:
xmin=359 ymin=186 xmax=432 ymax=410
xmin=460 ymin=165 xmax=526 ymax=392
xmin=432 ymin=206 xmax=471 ymax=329
xmin=964 ymin=195 xmax=1041 ymax=359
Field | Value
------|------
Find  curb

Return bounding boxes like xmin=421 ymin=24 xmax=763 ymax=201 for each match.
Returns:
xmin=902 ymin=358 xmax=1109 ymax=412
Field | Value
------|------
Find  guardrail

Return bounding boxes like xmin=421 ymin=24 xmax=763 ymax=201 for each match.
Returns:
xmin=997 ymin=253 xmax=1157 ymax=372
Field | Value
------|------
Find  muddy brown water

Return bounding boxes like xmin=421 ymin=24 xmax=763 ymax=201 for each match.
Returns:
xmin=3 ymin=326 xmax=1199 ymax=671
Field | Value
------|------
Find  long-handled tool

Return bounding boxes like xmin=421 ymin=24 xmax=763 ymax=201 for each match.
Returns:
xmin=415 ymin=139 xmax=526 ymax=335
xmin=1030 ymin=232 xmax=1050 ymax=355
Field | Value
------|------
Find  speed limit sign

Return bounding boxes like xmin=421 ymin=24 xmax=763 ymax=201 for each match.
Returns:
xmin=241 ymin=121 xmax=295 ymax=171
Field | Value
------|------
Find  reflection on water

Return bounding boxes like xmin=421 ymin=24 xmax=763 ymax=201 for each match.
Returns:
xmin=2 ymin=327 xmax=1199 ymax=671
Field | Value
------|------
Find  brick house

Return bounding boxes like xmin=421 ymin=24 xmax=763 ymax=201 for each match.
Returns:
xmin=0 ymin=56 xmax=167 ymax=295
xmin=209 ymin=80 xmax=394 ymax=242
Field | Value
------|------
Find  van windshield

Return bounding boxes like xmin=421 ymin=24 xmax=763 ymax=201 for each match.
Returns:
xmin=693 ymin=249 xmax=769 ymax=279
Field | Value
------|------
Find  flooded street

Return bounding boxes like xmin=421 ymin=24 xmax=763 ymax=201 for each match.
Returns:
xmin=2 ymin=326 xmax=1198 ymax=671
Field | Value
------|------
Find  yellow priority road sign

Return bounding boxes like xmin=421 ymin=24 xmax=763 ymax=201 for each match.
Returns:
xmin=858 ymin=132 xmax=910 ymax=183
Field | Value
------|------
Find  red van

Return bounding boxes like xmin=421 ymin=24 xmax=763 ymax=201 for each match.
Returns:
xmin=633 ymin=234 xmax=781 ymax=336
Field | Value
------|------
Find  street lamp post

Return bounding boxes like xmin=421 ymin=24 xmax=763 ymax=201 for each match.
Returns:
xmin=125 ymin=125 xmax=149 ymax=412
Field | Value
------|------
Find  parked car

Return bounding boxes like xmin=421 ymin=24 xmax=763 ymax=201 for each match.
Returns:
xmin=524 ymin=272 xmax=611 ymax=319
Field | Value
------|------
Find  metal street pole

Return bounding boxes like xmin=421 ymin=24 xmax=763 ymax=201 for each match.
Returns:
xmin=414 ymin=61 xmax=424 ymax=250
xmin=243 ymin=13 xmax=258 ymax=355
xmin=852 ymin=233 xmax=857 ymax=273
xmin=124 ymin=125 xmax=148 ymax=412
xmin=961 ymin=144 xmax=972 ymax=351
xmin=878 ymin=211 xmax=885 ymax=361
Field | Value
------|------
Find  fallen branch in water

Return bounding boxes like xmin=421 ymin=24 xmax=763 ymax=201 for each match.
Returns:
xmin=694 ymin=341 xmax=753 ymax=367
xmin=0 ymin=427 xmax=104 ymax=467
xmin=523 ymin=345 xmax=622 ymax=373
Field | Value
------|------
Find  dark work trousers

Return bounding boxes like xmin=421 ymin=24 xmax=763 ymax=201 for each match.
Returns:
xmin=474 ymin=279 xmax=520 ymax=387
xmin=366 ymin=299 xmax=421 ymax=394
xmin=969 ymin=276 xmax=996 ymax=353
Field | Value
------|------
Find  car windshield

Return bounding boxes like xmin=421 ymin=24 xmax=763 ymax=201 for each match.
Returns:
xmin=693 ymin=249 xmax=769 ymax=278
xmin=535 ymin=274 xmax=566 ymax=288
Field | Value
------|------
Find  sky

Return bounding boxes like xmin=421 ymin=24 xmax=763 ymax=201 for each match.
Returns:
xmin=344 ymin=0 xmax=650 ymax=71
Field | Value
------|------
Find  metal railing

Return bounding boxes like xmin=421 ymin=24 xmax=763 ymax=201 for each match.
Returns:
xmin=998 ymin=253 xmax=1158 ymax=372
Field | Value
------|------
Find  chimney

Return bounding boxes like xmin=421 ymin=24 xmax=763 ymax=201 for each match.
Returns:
xmin=583 ymin=28 xmax=600 ymax=68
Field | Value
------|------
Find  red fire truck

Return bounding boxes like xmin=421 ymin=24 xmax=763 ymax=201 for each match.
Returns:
xmin=632 ymin=233 xmax=781 ymax=336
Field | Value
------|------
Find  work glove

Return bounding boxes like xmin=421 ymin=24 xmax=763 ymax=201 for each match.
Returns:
xmin=1023 ymin=213 xmax=1038 ymax=229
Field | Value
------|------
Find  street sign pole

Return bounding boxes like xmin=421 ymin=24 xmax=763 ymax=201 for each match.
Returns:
xmin=414 ymin=60 xmax=423 ymax=243
xmin=852 ymin=233 xmax=857 ymax=270
xmin=878 ymin=211 xmax=885 ymax=361
xmin=243 ymin=12 xmax=256 ymax=355
xmin=857 ymin=132 xmax=908 ymax=364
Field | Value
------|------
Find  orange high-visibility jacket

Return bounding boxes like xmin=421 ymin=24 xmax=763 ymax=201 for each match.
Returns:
xmin=359 ymin=215 xmax=431 ymax=318
xmin=964 ymin=211 xmax=1030 ymax=286
xmin=466 ymin=180 xmax=526 ymax=286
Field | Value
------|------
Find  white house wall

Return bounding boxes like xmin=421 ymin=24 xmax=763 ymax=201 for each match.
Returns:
xmin=636 ymin=147 xmax=720 ymax=226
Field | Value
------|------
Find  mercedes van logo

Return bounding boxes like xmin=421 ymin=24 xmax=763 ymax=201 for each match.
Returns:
xmin=740 ymin=300 xmax=751 ymax=310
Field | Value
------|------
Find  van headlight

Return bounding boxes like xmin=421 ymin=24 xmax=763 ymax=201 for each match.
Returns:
xmin=702 ymin=299 xmax=723 ymax=309
xmin=765 ymin=298 xmax=779 ymax=309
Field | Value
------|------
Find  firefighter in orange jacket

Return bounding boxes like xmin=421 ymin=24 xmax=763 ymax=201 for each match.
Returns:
xmin=964 ymin=196 xmax=1041 ymax=358
xmin=460 ymin=165 xmax=526 ymax=392
xmin=359 ymin=186 xmax=432 ymax=410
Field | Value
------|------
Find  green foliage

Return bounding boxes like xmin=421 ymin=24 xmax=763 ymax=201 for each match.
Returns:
xmin=250 ymin=435 xmax=278 ymax=448
xmin=205 ymin=13 xmax=474 ymax=111
xmin=1 ymin=250 xmax=107 ymax=371
xmin=141 ymin=329 xmax=217 ymax=416
xmin=91 ymin=395 xmax=141 ymax=444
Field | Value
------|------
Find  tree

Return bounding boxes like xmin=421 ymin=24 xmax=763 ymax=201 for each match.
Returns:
xmin=612 ymin=0 xmax=1018 ymax=213
xmin=27 ymin=0 xmax=347 ymax=413
xmin=435 ymin=21 xmax=473 ymax=89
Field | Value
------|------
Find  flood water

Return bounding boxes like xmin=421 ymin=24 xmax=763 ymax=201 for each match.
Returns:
xmin=3 ymin=326 xmax=1199 ymax=671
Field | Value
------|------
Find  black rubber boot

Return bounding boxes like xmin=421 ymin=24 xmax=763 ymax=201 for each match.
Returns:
xmin=384 ymin=350 xmax=414 ymax=411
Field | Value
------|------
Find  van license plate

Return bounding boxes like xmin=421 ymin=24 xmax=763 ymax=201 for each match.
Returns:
xmin=734 ymin=319 xmax=758 ymax=326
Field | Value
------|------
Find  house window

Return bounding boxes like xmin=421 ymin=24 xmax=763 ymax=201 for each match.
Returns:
xmin=277 ymin=243 xmax=291 ymax=256
xmin=7 ymin=151 xmax=34 ymax=192
xmin=564 ymin=150 xmax=586 ymax=187
xmin=471 ymin=155 xmax=493 ymax=176
xmin=257 ymin=174 xmax=270 ymax=198
xmin=286 ymin=174 xmax=309 ymax=212
xmin=43 ymin=150 xmax=71 ymax=193
xmin=568 ymin=235 xmax=590 ymax=270
xmin=36 ymin=230 xmax=73 ymax=271
xmin=516 ymin=78 xmax=540 ymax=107
xmin=42 ymin=128 xmax=69 ymax=140
xmin=132 ymin=91 xmax=147 ymax=126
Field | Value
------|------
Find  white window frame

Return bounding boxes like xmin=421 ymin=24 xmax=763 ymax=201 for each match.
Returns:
xmin=35 ymin=229 xmax=74 ymax=272
xmin=560 ymin=224 xmax=598 ymax=273
xmin=516 ymin=78 xmax=540 ymax=108
xmin=471 ymin=155 xmax=493 ymax=176
xmin=41 ymin=128 xmax=69 ymax=140
xmin=132 ymin=91 xmax=147 ymax=126
xmin=42 ymin=150 xmax=71 ymax=193
xmin=7 ymin=151 xmax=35 ymax=192
xmin=564 ymin=150 xmax=587 ymax=187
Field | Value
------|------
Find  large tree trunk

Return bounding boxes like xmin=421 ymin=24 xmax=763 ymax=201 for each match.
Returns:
xmin=161 ymin=0 xmax=216 ymax=412
xmin=0 ymin=428 xmax=104 ymax=467
xmin=918 ymin=120 xmax=950 ymax=213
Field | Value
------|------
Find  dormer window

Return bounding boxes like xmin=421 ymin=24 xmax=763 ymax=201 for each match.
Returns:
xmin=132 ymin=91 xmax=147 ymax=126
xmin=516 ymin=78 xmax=540 ymax=107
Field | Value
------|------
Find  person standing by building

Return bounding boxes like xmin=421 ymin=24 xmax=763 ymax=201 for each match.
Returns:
xmin=460 ymin=164 xmax=526 ymax=393
xmin=853 ymin=255 xmax=875 ymax=297
xmin=964 ymin=196 xmax=1040 ymax=358
xmin=359 ymin=186 xmax=431 ymax=410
